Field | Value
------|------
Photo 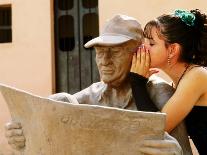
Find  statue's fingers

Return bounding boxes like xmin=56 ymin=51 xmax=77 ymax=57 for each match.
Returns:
xmin=8 ymin=136 xmax=25 ymax=146
xmin=142 ymin=139 xmax=177 ymax=148
xmin=8 ymin=137 xmax=16 ymax=145
xmin=5 ymin=129 xmax=23 ymax=137
xmin=5 ymin=122 xmax=22 ymax=130
xmin=13 ymin=136 xmax=25 ymax=142
xmin=16 ymin=141 xmax=25 ymax=148
xmin=10 ymin=143 xmax=25 ymax=150
xmin=139 ymin=146 xmax=166 ymax=155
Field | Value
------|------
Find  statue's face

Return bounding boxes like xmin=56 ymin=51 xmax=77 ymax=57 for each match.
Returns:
xmin=95 ymin=41 xmax=137 ymax=87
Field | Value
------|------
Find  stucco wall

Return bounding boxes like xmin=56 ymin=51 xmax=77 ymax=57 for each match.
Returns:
xmin=0 ymin=0 xmax=54 ymax=154
xmin=99 ymin=0 xmax=206 ymax=29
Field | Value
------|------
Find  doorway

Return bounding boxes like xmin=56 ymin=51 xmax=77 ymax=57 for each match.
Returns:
xmin=54 ymin=0 xmax=99 ymax=94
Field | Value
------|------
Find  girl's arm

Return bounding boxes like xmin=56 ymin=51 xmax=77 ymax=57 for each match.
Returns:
xmin=162 ymin=68 xmax=206 ymax=132
xmin=129 ymin=72 xmax=159 ymax=112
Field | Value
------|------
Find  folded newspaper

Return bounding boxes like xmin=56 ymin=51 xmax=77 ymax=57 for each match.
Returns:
xmin=0 ymin=84 xmax=166 ymax=155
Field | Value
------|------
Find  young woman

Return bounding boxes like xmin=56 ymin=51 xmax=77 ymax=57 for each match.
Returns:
xmin=130 ymin=9 xmax=207 ymax=154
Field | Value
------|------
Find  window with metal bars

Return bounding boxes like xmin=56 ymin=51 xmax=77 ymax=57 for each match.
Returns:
xmin=0 ymin=5 xmax=12 ymax=43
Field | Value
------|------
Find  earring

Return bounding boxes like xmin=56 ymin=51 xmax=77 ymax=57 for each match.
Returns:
xmin=168 ymin=56 xmax=171 ymax=66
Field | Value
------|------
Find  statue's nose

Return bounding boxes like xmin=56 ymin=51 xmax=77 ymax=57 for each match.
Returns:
xmin=101 ymin=52 xmax=112 ymax=65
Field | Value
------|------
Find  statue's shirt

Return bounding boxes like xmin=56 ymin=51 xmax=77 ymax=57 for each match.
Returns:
xmin=74 ymin=81 xmax=137 ymax=110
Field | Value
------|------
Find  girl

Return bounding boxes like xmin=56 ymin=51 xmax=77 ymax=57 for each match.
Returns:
xmin=130 ymin=9 xmax=207 ymax=154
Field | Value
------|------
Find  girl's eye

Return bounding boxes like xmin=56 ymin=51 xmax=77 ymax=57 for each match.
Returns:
xmin=150 ymin=43 xmax=155 ymax=46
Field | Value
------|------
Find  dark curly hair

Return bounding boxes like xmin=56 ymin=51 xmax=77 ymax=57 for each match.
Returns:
xmin=144 ymin=9 xmax=207 ymax=66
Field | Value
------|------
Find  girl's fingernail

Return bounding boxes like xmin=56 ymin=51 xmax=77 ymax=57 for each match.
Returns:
xmin=136 ymin=49 xmax=141 ymax=53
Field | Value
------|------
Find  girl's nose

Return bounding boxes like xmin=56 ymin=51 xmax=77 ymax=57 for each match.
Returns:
xmin=143 ymin=42 xmax=150 ymax=50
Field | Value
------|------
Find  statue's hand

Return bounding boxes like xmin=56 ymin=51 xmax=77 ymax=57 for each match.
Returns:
xmin=139 ymin=132 xmax=183 ymax=155
xmin=5 ymin=122 xmax=25 ymax=150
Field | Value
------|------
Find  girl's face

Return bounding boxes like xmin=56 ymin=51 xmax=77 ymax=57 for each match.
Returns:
xmin=144 ymin=27 xmax=169 ymax=69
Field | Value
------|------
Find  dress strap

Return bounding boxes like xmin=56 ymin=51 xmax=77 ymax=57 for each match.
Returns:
xmin=176 ymin=64 xmax=201 ymax=89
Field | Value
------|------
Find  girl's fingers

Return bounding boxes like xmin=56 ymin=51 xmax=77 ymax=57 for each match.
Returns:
xmin=149 ymin=69 xmax=159 ymax=77
xmin=130 ymin=53 xmax=136 ymax=72
xmin=132 ymin=52 xmax=136 ymax=65
xmin=136 ymin=47 xmax=141 ymax=65
xmin=145 ymin=49 xmax=150 ymax=68
xmin=131 ymin=45 xmax=151 ymax=77
xmin=140 ymin=46 xmax=146 ymax=68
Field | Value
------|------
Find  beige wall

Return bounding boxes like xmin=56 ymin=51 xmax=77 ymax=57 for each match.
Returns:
xmin=0 ymin=0 xmax=54 ymax=154
xmin=99 ymin=0 xmax=207 ymax=29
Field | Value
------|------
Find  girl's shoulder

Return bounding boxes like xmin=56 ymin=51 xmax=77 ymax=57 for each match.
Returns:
xmin=184 ymin=66 xmax=207 ymax=89
xmin=187 ymin=66 xmax=207 ymax=79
